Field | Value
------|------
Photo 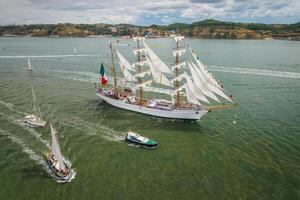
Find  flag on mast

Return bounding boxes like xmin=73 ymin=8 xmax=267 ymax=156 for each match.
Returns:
xmin=99 ymin=62 xmax=108 ymax=85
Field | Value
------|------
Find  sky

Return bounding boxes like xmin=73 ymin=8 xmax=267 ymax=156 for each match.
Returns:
xmin=0 ymin=0 xmax=299 ymax=25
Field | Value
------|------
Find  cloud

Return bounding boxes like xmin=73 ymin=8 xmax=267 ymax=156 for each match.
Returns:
xmin=0 ymin=0 xmax=299 ymax=25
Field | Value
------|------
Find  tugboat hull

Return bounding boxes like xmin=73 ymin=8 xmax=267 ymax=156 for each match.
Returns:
xmin=125 ymin=138 xmax=158 ymax=148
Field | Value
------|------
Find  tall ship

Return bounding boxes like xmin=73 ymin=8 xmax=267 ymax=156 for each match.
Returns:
xmin=96 ymin=36 xmax=236 ymax=120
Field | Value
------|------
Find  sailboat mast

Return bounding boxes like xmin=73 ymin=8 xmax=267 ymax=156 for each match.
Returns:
xmin=137 ymin=39 xmax=143 ymax=104
xmin=31 ymin=86 xmax=43 ymax=120
xmin=175 ymin=40 xmax=180 ymax=106
xmin=109 ymin=42 xmax=117 ymax=91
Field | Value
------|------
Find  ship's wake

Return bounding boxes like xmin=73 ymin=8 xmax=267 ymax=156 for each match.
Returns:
xmin=0 ymin=112 xmax=50 ymax=148
xmin=208 ymin=65 xmax=300 ymax=79
xmin=58 ymin=114 xmax=124 ymax=142
xmin=0 ymin=101 xmax=76 ymax=183
xmin=0 ymin=54 xmax=97 ymax=59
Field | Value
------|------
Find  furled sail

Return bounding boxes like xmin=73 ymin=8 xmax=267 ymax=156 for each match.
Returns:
xmin=147 ymin=58 xmax=172 ymax=87
xmin=133 ymin=37 xmax=145 ymax=42
xmin=173 ymin=48 xmax=186 ymax=57
xmin=50 ymin=123 xmax=65 ymax=171
xmin=170 ymin=73 xmax=185 ymax=82
xmin=188 ymin=61 xmax=220 ymax=102
xmin=134 ymin=70 xmax=151 ymax=78
xmin=173 ymin=36 xmax=184 ymax=42
xmin=133 ymin=48 xmax=147 ymax=56
xmin=143 ymin=42 xmax=172 ymax=74
xmin=171 ymin=61 xmax=186 ymax=71
xmin=132 ymin=80 xmax=153 ymax=92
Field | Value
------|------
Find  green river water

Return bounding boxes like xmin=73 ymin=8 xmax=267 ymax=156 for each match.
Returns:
xmin=0 ymin=37 xmax=299 ymax=199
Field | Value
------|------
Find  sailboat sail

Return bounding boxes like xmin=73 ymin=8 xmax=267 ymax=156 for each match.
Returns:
xmin=143 ymin=42 xmax=172 ymax=74
xmin=115 ymin=50 xmax=136 ymax=82
xmin=115 ymin=49 xmax=135 ymax=72
xmin=188 ymin=61 xmax=220 ymax=102
xmin=146 ymin=58 xmax=172 ymax=87
xmin=185 ymin=73 xmax=210 ymax=104
xmin=190 ymin=52 xmax=233 ymax=103
xmin=50 ymin=123 xmax=65 ymax=171
xmin=95 ymin=36 xmax=236 ymax=121
xmin=31 ymin=86 xmax=43 ymax=120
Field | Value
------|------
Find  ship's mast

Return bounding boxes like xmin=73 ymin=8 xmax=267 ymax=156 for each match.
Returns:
xmin=109 ymin=42 xmax=117 ymax=91
xmin=175 ymin=39 xmax=180 ymax=106
xmin=136 ymin=38 xmax=143 ymax=105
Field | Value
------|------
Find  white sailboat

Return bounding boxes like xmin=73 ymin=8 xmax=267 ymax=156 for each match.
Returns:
xmin=25 ymin=58 xmax=33 ymax=71
xmin=96 ymin=36 xmax=237 ymax=121
xmin=23 ymin=86 xmax=46 ymax=127
xmin=73 ymin=47 xmax=77 ymax=55
xmin=45 ymin=123 xmax=72 ymax=181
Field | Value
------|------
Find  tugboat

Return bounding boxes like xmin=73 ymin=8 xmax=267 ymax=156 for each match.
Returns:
xmin=45 ymin=123 xmax=72 ymax=182
xmin=125 ymin=131 xmax=157 ymax=148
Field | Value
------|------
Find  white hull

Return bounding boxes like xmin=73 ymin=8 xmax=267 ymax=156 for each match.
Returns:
xmin=96 ymin=93 xmax=207 ymax=120
xmin=23 ymin=115 xmax=46 ymax=127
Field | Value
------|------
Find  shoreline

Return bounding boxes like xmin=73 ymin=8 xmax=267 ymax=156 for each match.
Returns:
xmin=0 ymin=35 xmax=299 ymax=41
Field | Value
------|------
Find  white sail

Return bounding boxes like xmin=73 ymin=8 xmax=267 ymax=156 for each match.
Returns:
xmin=73 ymin=47 xmax=77 ymax=55
xmin=133 ymin=60 xmax=148 ymax=67
xmin=185 ymin=85 xmax=200 ymax=105
xmin=185 ymin=73 xmax=210 ymax=104
xmin=27 ymin=58 xmax=31 ymax=68
xmin=132 ymin=80 xmax=153 ymax=91
xmin=132 ymin=48 xmax=147 ymax=56
xmin=172 ymin=84 xmax=185 ymax=95
xmin=147 ymin=58 xmax=172 ymax=87
xmin=190 ymin=61 xmax=233 ymax=103
xmin=143 ymin=41 xmax=172 ymax=74
xmin=120 ymin=63 xmax=136 ymax=82
xmin=115 ymin=49 xmax=135 ymax=72
xmin=173 ymin=49 xmax=186 ymax=57
xmin=190 ymin=49 xmax=221 ymax=88
xmin=26 ymin=58 xmax=33 ymax=70
xmin=133 ymin=37 xmax=145 ymax=42
xmin=188 ymin=61 xmax=220 ymax=102
xmin=170 ymin=73 xmax=186 ymax=82
xmin=50 ymin=123 xmax=65 ymax=171
xmin=31 ymin=86 xmax=43 ymax=120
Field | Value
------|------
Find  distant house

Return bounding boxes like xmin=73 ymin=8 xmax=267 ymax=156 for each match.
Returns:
xmin=108 ymin=26 xmax=118 ymax=33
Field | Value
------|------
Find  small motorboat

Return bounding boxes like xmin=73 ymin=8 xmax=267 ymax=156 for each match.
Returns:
xmin=45 ymin=123 xmax=72 ymax=182
xmin=125 ymin=131 xmax=157 ymax=148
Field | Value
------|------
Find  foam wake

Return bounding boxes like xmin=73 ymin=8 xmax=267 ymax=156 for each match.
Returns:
xmin=209 ymin=65 xmax=300 ymax=79
xmin=0 ymin=54 xmax=98 ymax=59
xmin=59 ymin=114 xmax=124 ymax=142
xmin=0 ymin=128 xmax=50 ymax=172
xmin=0 ymin=112 xmax=50 ymax=148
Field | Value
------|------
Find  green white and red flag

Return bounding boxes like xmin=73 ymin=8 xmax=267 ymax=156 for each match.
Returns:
xmin=99 ymin=62 xmax=108 ymax=85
